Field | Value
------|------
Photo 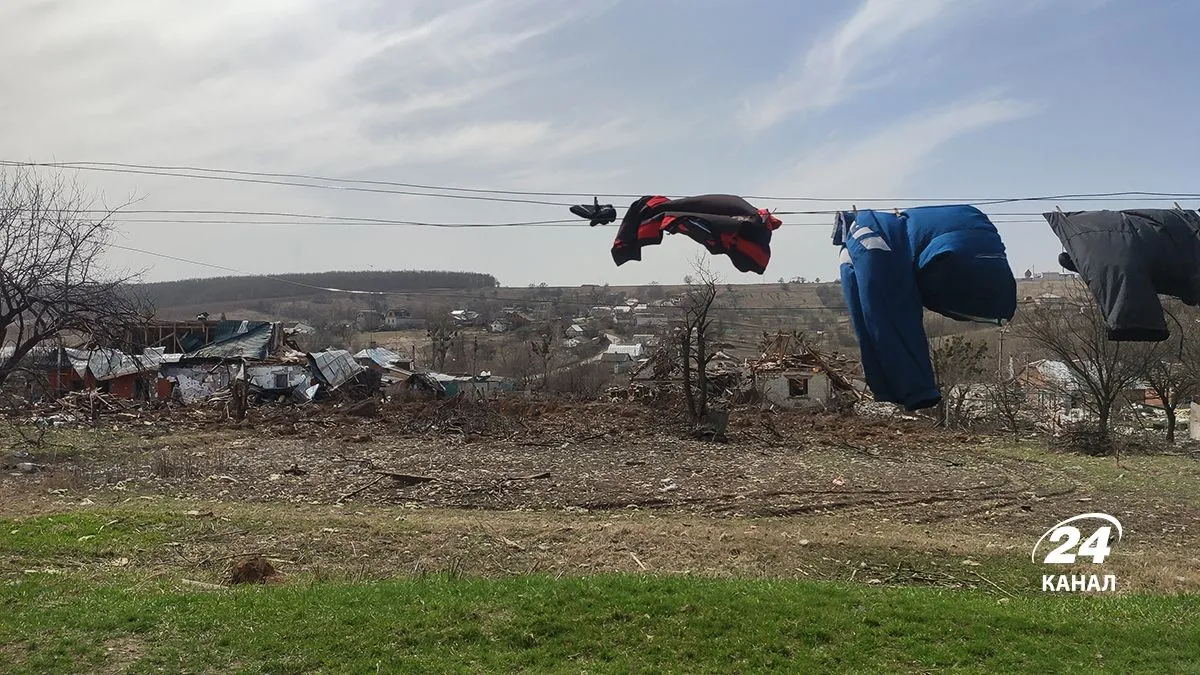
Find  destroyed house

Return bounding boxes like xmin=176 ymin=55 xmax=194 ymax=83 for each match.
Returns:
xmin=748 ymin=334 xmax=861 ymax=409
xmin=429 ymin=373 xmax=515 ymax=399
xmin=44 ymin=347 xmax=164 ymax=400
xmin=117 ymin=319 xmax=283 ymax=357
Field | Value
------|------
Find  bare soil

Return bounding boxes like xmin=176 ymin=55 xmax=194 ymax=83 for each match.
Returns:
xmin=3 ymin=398 xmax=1199 ymax=594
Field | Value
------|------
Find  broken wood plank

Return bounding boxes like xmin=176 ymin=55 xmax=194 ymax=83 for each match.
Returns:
xmin=373 ymin=470 xmax=437 ymax=487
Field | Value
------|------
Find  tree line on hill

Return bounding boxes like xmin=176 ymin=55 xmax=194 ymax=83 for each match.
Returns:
xmin=132 ymin=270 xmax=500 ymax=308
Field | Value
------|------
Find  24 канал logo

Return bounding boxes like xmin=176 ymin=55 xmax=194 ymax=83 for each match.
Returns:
xmin=1031 ymin=512 xmax=1123 ymax=593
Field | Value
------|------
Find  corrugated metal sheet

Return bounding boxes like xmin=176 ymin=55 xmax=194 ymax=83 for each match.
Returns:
xmin=353 ymin=347 xmax=404 ymax=368
xmin=308 ymin=350 xmax=366 ymax=389
xmin=64 ymin=347 xmax=158 ymax=381
xmin=187 ymin=322 xmax=275 ymax=359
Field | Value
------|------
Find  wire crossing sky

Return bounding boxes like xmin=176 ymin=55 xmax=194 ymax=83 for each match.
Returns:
xmin=3 ymin=0 xmax=1199 ymax=285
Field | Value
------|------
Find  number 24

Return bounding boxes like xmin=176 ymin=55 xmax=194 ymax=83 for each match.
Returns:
xmin=1044 ymin=525 xmax=1113 ymax=564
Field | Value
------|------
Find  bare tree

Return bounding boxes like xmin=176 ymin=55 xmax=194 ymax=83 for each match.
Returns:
xmin=984 ymin=370 xmax=1027 ymax=437
xmin=1128 ymin=301 xmax=1200 ymax=444
xmin=530 ymin=321 xmax=558 ymax=386
xmin=0 ymin=167 xmax=145 ymax=389
xmin=426 ymin=313 xmax=457 ymax=372
xmin=677 ymin=256 xmax=721 ymax=423
xmin=928 ymin=332 xmax=989 ymax=427
xmin=1016 ymin=282 xmax=1153 ymax=451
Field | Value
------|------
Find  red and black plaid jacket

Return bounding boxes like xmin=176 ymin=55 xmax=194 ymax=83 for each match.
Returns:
xmin=611 ymin=194 xmax=782 ymax=275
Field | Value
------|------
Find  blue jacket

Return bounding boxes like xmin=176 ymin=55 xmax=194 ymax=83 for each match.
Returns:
xmin=832 ymin=205 xmax=1016 ymax=411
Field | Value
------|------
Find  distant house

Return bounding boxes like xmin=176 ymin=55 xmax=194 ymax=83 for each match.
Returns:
xmin=383 ymin=308 xmax=424 ymax=330
xmin=1016 ymin=359 xmax=1082 ymax=411
xmin=601 ymin=343 xmax=644 ymax=374
xmin=356 ymin=310 xmax=384 ymax=332
xmin=635 ymin=314 xmax=669 ymax=328
xmin=503 ymin=310 xmax=533 ymax=328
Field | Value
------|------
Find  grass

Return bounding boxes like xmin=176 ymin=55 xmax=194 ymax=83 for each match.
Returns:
xmin=2 ymin=574 xmax=1199 ymax=673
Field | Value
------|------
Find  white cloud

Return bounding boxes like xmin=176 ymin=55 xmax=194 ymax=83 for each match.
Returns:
xmin=739 ymin=0 xmax=980 ymax=131
xmin=0 ymin=0 xmax=626 ymax=172
xmin=760 ymin=95 xmax=1039 ymax=197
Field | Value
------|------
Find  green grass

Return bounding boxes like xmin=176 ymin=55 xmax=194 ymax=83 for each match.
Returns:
xmin=1 ymin=512 xmax=183 ymax=561
xmin=1 ymin=574 xmax=1198 ymax=674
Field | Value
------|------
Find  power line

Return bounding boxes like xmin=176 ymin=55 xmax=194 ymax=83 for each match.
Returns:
xmin=0 ymin=161 xmax=577 ymax=207
xmin=7 ymin=159 xmax=1200 ymax=211
xmin=104 ymin=215 xmax=1054 ymax=228
xmin=111 ymin=218 xmax=580 ymax=228
xmin=95 ymin=209 xmax=579 ymax=227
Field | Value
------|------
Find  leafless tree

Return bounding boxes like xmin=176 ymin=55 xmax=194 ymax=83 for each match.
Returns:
xmin=1128 ymin=300 xmax=1200 ymax=444
xmin=677 ymin=256 xmax=721 ymax=423
xmin=1016 ymin=281 xmax=1154 ymax=451
xmin=0 ymin=167 xmax=146 ymax=390
xmin=984 ymin=370 xmax=1027 ymax=437
xmin=928 ymin=332 xmax=989 ymax=427
xmin=530 ymin=321 xmax=558 ymax=386
xmin=426 ymin=313 xmax=457 ymax=371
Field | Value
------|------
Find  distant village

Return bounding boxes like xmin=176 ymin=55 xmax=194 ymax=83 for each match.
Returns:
xmin=16 ymin=268 xmax=1185 ymax=438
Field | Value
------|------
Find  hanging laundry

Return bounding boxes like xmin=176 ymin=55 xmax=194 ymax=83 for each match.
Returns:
xmin=1043 ymin=208 xmax=1200 ymax=342
xmin=570 ymin=197 xmax=618 ymax=226
xmin=832 ymin=204 xmax=1017 ymax=411
xmin=570 ymin=194 xmax=783 ymax=274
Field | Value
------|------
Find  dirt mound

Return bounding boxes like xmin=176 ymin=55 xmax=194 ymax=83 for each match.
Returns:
xmin=229 ymin=556 xmax=276 ymax=585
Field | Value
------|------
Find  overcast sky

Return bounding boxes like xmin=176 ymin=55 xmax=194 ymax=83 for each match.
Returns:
xmin=3 ymin=0 xmax=1198 ymax=288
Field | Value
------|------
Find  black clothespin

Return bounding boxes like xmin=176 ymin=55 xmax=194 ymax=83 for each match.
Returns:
xmin=893 ymin=207 xmax=901 ymax=216
xmin=1055 ymin=205 xmax=1064 ymax=214
xmin=569 ymin=197 xmax=617 ymax=227
xmin=1174 ymin=201 xmax=1183 ymax=211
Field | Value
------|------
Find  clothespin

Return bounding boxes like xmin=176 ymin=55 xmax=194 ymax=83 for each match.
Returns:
xmin=1055 ymin=205 xmax=1064 ymax=214
xmin=851 ymin=204 xmax=857 ymax=214
xmin=893 ymin=207 xmax=901 ymax=217
xmin=1173 ymin=201 xmax=1183 ymax=211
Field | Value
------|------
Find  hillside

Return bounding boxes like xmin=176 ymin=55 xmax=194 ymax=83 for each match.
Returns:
xmin=133 ymin=270 xmax=498 ymax=311
xmin=133 ymin=269 xmax=1083 ymax=357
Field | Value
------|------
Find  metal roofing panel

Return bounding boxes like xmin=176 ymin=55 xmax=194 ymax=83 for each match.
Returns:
xmin=187 ymin=322 xmax=274 ymax=359
xmin=352 ymin=346 xmax=404 ymax=368
xmin=308 ymin=349 xmax=366 ymax=389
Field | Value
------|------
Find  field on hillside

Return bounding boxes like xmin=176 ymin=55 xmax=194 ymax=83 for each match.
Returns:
xmin=3 ymin=397 xmax=1198 ymax=670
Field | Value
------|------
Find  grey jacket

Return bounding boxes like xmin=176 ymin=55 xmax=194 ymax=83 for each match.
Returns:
xmin=1043 ymin=208 xmax=1200 ymax=341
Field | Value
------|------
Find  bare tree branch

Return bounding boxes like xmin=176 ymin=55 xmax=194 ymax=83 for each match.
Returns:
xmin=1014 ymin=280 xmax=1155 ymax=455
xmin=0 ymin=166 xmax=148 ymax=390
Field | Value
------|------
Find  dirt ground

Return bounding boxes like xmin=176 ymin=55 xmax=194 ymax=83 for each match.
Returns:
xmin=3 ymin=397 xmax=1199 ymax=594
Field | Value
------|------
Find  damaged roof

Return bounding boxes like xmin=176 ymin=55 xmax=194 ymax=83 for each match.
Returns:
xmin=353 ymin=346 xmax=406 ymax=368
xmin=63 ymin=347 xmax=158 ymax=381
xmin=307 ymin=349 xmax=366 ymax=389
xmin=186 ymin=321 xmax=276 ymax=359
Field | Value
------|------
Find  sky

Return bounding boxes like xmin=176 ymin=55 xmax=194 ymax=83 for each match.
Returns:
xmin=3 ymin=0 xmax=1199 ymax=288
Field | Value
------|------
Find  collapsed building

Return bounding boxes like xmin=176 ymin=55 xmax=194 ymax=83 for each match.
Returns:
xmin=622 ymin=331 xmax=863 ymax=409
xmin=40 ymin=319 xmax=376 ymax=406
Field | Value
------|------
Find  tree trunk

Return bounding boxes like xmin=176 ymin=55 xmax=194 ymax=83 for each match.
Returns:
xmin=680 ymin=335 xmax=697 ymax=420
xmin=695 ymin=331 xmax=709 ymax=420
xmin=1099 ymin=398 xmax=1113 ymax=441
xmin=1166 ymin=405 xmax=1177 ymax=444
